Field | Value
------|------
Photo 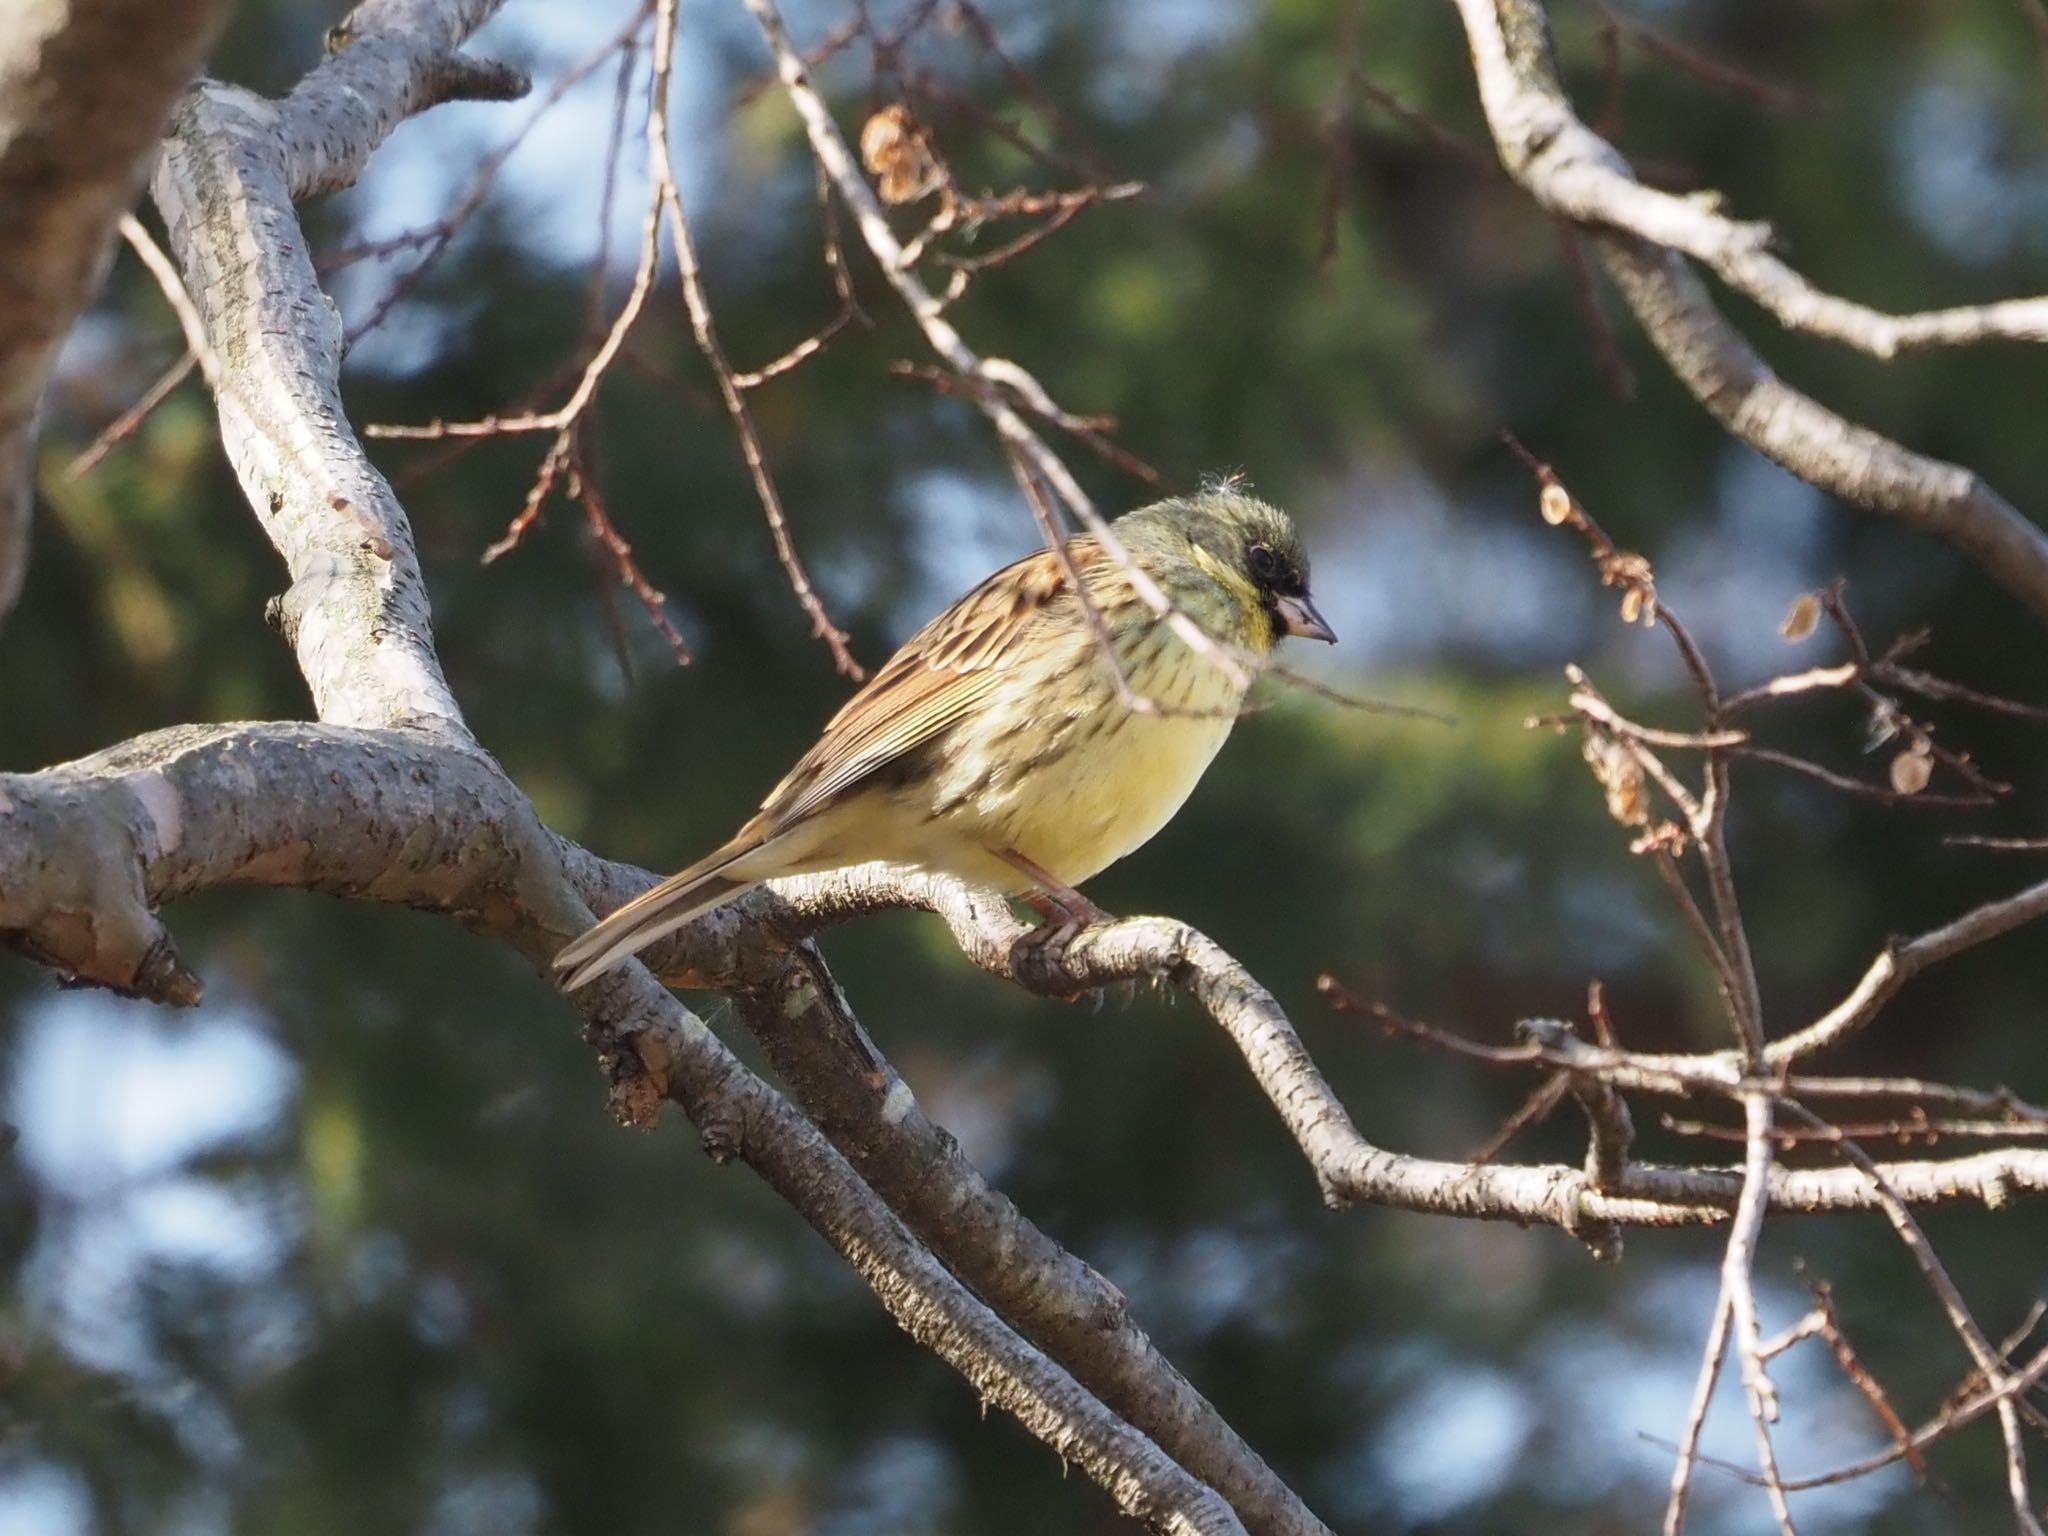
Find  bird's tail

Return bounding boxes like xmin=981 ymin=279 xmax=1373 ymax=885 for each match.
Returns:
xmin=552 ymin=836 xmax=763 ymax=991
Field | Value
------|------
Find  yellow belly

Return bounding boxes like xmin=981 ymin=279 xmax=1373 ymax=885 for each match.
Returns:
xmin=922 ymin=638 xmax=1247 ymax=888
xmin=992 ymin=704 xmax=1235 ymax=883
xmin=748 ymin=621 xmax=1255 ymax=898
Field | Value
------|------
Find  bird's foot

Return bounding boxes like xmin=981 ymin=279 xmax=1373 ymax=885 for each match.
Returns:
xmin=1012 ymin=891 xmax=1131 ymax=1007
xmin=1010 ymin=915 xmax=1093 ymax=1003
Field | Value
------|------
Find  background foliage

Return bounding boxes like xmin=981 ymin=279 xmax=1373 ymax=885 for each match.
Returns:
xmin=4 ymin=1 xmax=2046 ymax=1531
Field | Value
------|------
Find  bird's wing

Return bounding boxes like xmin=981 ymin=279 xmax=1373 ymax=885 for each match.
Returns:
xmin=751 ymin=538 xmax=1110 ymax=831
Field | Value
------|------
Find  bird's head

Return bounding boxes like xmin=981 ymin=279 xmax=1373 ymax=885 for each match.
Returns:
xmin=1120 ymin=486 xmax=1336 ymax=648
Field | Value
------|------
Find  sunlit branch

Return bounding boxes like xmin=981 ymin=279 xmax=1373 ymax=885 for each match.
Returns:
xmin=1451 ymin=0 xmax=2048 ymax=625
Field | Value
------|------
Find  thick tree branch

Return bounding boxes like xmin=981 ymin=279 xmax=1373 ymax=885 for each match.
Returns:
xmin=17 ymin=4 xmax=2044 ymax=1528
xmin=282 ymin=0 xmax=528 ymax=202
xmin=719 ymin=940 xmax=1334 ymax=1536
xmin=0 ymin=721 xmax=1250 ymax=1535
xmin=579 ymin=962 xmax=1254 ymax=1536
xmin=0 ymin=0 xmax=231 ymax=626
xmin=140 ymin=0 xmax=526 ymax=735
xmin=1458 ymin=1 xmax=2048 ymax=355
xmin=11 ymin=731 xmax=2042 ymax=1244
xmin=1449 ymin=0 xmax=2048 ymax=626
xmin=1453 ymin=0 xmax=2048 ymax=353
xmin=151 ymin=83 xmax=484 ymax=730
xmin=106 ymin=7 xmax=1261 ymax=1525
xmin=0 ymin=723 xmax=534 ymax=1001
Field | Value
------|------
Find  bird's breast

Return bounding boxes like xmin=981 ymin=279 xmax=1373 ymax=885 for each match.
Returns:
xmin=940 ymin=633 xmax=1246 ymax=887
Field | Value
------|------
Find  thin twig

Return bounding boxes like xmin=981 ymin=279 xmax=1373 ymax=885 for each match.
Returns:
xmin=334 ymin=5 xmax=653 ymax=344
xmin=743 ymin=0 xmax=1280 ymax=710
xmin=119 ymin=213 xmax=220 ymax=386
xmin=1776 ymin=1100 xmax=2044 ymax=1532
xmin=1665 ymin=1290 xmax=1734 ymax=1535
xmin=63 ymin=350 xmax=198 ymax=479
xmin=648 ymin=0 xmax=860 ymax=676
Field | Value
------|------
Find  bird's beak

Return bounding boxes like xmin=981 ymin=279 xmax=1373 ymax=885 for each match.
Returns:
xmin=1274 ymin=592 xmax=1337 ymax=644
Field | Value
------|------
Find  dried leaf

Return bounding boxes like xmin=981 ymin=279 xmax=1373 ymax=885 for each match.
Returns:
xmin=1539 ymin=483 xmax=1573 ymax=525
xmin=1780 ymin=592 xmax=1821 ymax=641
xmin=1890 ymin=748 xmax=1933 ymax=795
xmin=860 ymin=104 xmax=942 ymax=205
xmin=1630 ymin=821 xmax=1689 ymax=856
xmin=1597 ymin=551 xmax=1658 ymax=626
xmin=1584 ymin=735 xmax=1649 ymax=826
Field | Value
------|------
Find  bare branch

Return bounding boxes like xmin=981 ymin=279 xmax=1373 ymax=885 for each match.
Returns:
xmin=1587 ymin=1 xmax=1815 ymax=117
xmin=20 ymin=7 xmax=2047 ymax=1530
xmin=1452 ymin=0 xmax=2048 ymax=625
xmin=1775 ymin=1101 xmax=2045 ymax=1532
xmin=1458 ymin=0 xmax=2048 ymax=354
xmin=717 ymin=943 xmax=1334 ymax=1536
xmin=149 ymin=7 xmax=518 ymax=731
xmin=646 ymin=0 xmax=861 ymax=676
xmin=62 ymin=348 xmax=197 ymax=479
xmin=117 ymin=213 xmax=219 ymax=386
xmin=1770 ymin=875 xmax=2048 ymax=1063
xmin=0 ymin=719 xmax=1262 ymax=1535
xmin=108 ymin=12 xmax=1273 ymax=1522
xmin=740 ymin=0 xmax=1265 ymax=702
xmin=275 ymin=0 xmax=529 ymax=203
xmin=0 ymin=0 xmax=231 ymax=626
xmin=1694 ymin=1343 xmax=2048 ymax=1496
xmin=1720 ymin=1092 xmax=1799 ymax=1534
xmin=748 ymin=870 xmax=2048 ymax=1228
xmin=1663 ymin=1290 xmax=1734 ymax=1534
xmin=333 ymin=2 xmax=648 ymax=346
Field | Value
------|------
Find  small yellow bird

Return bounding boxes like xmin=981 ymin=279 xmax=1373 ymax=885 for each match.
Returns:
xmin=554 ymin=488 xmax=1333 ymax=989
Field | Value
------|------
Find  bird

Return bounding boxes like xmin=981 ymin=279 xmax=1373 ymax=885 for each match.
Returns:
xmin=553 ymin=487 xmax=1335 ymax=990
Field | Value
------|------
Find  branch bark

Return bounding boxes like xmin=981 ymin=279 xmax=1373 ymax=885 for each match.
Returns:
xmin=98 ymin=4 xmax=1265 ymax=1526
xmin=0 ymin=0 xmax=231 ymax=626
xmin=0 ymin=720 xmax=1255 ymax=1536
xmin=720 ymin=938 xmax=1333 ymax=1536
xmin=706 ymin=868 xmax=2048 ymax=1229
xmin=14 ymin=3 xmax=2047 ymax=1529
xmin=1449 ymin=0 xmax=2048 ymax=626
xmin=148 ymin=3 xmax=526 ymax=735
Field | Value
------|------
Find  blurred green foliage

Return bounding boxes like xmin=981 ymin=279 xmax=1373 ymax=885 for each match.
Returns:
xmin=4 ymin=1 xmax=2047 ymax=1532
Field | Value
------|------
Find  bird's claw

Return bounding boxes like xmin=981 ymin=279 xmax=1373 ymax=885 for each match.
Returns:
xmin=1010 ymin=915 xmax=1086 ymax=997
xmin=1010 ymin=918 xmax=1111 ymax=1007
xmin=1009 ymin=911 xmax=1136 ymax=1009
xmin=1011 ymin=884 xmax=1128 ymax=1005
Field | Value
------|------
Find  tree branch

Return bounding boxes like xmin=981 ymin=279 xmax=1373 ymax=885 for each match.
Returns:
xmin=734 ymin=867 xmax=2048 ymax=1228
xmin=1456 ymin=0 xmax=2048 ymax=355
xmin=103 ymin=6 xmax=1264 ymax=1525
xmin=0 ymin=0 xmax=231 ymax=626
xmin=718 ymin=937 xmax=1334 ymax=1536
xmin=151 ymin=91 xmax=482 ymax=730
xmin=1449 ymin=0 xmax=2048 ymax=626
xmin=0 ymin=717 xmax=1258 ymax=1534
xmin=16 ymin=4 xmax=2044 ymax=1528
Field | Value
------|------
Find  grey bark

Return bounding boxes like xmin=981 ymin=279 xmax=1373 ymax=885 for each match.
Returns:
xmin=8 ymin=2 xmax=2046 ymax=1531
xmin=1449 ymin=0 xmax=2048 ymax=627
xmin=118 ymin=4 xmax=1259 ymax=1530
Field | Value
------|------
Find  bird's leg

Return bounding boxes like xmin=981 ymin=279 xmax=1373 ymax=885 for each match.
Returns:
xmin=996 ymin=848 xmax=1126 ymax=1008
xmin=996 ymin=847 xmax=1113 ymax=926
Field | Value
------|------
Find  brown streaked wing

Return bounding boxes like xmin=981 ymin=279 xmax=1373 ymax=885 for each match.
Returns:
xmin=751 ymin=539 xmax=1107 ymax=831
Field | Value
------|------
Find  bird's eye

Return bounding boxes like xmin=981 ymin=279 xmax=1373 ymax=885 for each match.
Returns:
xmin=1247 ymin=543 xmax=1278 ymax=581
